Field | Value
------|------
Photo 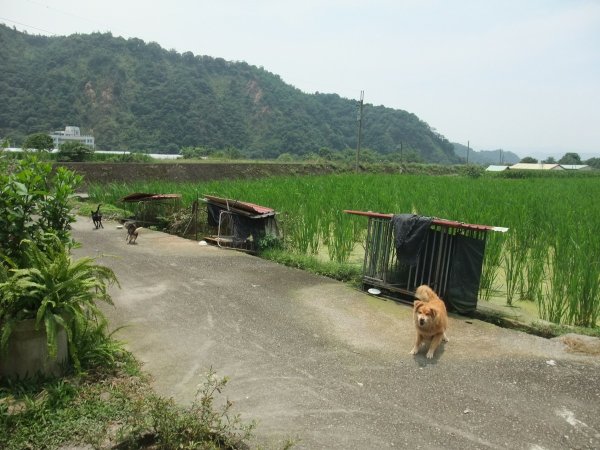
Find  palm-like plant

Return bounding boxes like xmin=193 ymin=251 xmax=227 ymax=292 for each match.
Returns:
xmin=0 ymin=233 xmax=119 ymax=371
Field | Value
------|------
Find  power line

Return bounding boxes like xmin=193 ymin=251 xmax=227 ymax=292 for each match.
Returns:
xmin=22 ymin=0 xmax=128 ymax=35
xmin=0 ymin=16 xmax=56 ymax=35
xmin=1 ymin=0 xmax=129 ymax=38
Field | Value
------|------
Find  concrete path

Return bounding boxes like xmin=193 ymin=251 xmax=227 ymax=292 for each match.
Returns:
xmin=70 ymin=218 xmax=600 ymax=450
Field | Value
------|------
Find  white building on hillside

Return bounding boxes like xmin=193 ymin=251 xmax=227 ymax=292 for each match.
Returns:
xmin=50 ymin=126 xmax=95 ymax=149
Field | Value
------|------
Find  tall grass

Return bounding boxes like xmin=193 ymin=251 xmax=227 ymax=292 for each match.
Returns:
xmin=479 ymin=232 xmax=503 ymax=302
xmin=87 ymin=173 xmax=600 ymax=327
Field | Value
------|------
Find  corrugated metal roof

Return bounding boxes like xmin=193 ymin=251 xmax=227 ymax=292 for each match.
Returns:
xmin=510 ymin=163 xmax=563 ymax=170
xmin=121 ymin=192 xmax=182 ymax=202
xmin=344 ymin=210 xmax=508 ymax=232
xmin=203 ymin=195 xmax=276 ymax=217
xmin=486 ymin=165 xmax=510 ymax=171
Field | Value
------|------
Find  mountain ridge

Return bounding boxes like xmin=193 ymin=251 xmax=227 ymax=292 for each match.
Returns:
xmin=0 ymin=25 xmax=464 ymax=163
xmin=452 ymin=143 xmax=520 ymax=165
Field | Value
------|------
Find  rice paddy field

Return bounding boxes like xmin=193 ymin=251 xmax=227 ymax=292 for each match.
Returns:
xmin=88 ymin=172 xmax=600 ymax=328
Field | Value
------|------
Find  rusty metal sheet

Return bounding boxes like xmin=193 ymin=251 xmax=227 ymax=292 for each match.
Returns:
xmin=121 ymin=192 xmax=182 ymax=202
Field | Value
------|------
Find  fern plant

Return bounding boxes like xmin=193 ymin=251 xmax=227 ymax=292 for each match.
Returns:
xmin=0 ymin=233 xmax=119 ymax=371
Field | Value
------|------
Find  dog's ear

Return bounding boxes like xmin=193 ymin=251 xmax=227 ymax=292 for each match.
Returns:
xmin=430 ymin=308 xmax=437 ymax=318
xmin=414 ymin=300 xmax=424 ymax=310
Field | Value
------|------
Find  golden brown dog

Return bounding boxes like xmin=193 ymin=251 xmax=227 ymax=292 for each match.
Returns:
xmin=409 ymin=285 xmax=449 ymax=359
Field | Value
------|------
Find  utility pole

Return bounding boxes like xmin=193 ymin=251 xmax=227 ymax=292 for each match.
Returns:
xmin=466 ymin=140 xmax=470 ymax=164
xmin=355 ymin=90 xmax=364 ymax=173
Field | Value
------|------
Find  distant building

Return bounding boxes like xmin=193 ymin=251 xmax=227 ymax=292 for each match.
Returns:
xmin=509 ymin=163 xmax=564 ymax=170
xmin=560 ymin=165 xmax=591 ymax=170
xmin=49 ymin=126 xmax=95 ymax=149
xmin=93 ymin=150 xmax=183 ymax=160
xmin=485 ymin=165 xmax=510 ymax=172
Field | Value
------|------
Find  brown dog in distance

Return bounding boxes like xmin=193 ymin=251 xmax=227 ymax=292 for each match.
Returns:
xmin=409 ymin=284 xmax=449 ymax=359
xmin=125 ymin=222 xmax=140 ymax=244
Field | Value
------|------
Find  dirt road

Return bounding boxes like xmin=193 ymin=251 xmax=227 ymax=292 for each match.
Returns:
xmin=71 ymin=217 xmax=600 ymax=450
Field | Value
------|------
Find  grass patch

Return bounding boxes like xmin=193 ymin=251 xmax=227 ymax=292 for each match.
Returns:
xmin=473 ymin=308 xmax=600 ymax=339
xmin=0 ymin=348 xmax=259 ymax=449
xmin=72 ymin=199 xmax=130 ymax=222
xmin=260 ymin=248 xmax=362 ymax=285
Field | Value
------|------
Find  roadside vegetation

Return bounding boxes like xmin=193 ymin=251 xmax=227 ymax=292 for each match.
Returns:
xmin=1 ymin=361 xmax=259 ymax=450
xmin=0 ymin=156 xmax=262 ymax=449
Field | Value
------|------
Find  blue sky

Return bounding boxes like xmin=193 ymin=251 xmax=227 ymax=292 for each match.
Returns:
xmin=2 ymin=0 xmax=599 ymax=159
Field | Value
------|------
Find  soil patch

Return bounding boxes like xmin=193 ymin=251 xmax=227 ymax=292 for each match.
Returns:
xmin=56 ymin=162 xmax=341 ymax=186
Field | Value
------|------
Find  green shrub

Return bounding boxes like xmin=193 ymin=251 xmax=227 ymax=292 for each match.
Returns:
xmin=0 ymin=234 xmax=119 ymax=371
xmin=0 ymin=156 xmax=81 ymax=265
xmin=56 ymin=142 xmax=94 ymax=162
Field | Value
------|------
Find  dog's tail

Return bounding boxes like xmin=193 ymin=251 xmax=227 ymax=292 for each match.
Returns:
xmin=94 ymin=204 xmax=102 ymax=214
xmin=415 ymin=285 xmax=438 ymax=302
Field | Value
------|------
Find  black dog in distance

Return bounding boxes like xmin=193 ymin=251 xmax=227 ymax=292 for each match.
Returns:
xmin=92 ymin=204 xmax=103 ymax=229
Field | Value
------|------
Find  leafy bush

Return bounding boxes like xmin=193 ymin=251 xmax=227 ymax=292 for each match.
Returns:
xmin=181 ymin=145 xmax=212 ymax=159
xmin=258 ymin=233 xmax=284 ymax=251
xmin=0 ymin=234 xmax=119 ymax=371
xmin=0 ymin=156 xmax=120 ymax=373
xmin=22 ymin=133 xmax=53 ymax=152
xmin=56 ymin=141 xmax=94 ymax=162
xmin=0 ymin=156 xmax=81 ymax=266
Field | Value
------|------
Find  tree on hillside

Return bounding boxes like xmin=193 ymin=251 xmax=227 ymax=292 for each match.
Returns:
xmin=520 ymin=156 xmax=538 ymax=163
xmin=543 ymin=156 xmax=557 ymax=164
xmin=23 ymin=133 xmax=54 ymax=151
xmin=558 ymin=152 xmax=582 ymax=165
xmin=585 ymin=157 xmax=600 ymax=169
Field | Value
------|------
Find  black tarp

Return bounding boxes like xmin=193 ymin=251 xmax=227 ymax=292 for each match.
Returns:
xmin=445 ymin=234 xmax=486 ymax=314
xmin=391 ymin=214 xmax=433 ymax=265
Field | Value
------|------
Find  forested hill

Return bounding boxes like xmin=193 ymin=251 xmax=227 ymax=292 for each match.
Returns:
xmin=452 ymin=143 xmax=520 ymax=165
xmin=0 ymin=25 xmax=459 ymax=163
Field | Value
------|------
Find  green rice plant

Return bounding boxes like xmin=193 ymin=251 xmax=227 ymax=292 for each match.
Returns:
xmin=479 ymin=232 xmax=504 ymax=302
xmin=521 ymin=237 xmax=546 ymax=302
xmin=502 ymin=232 xmax=527 ymax=306
xmin=567 ymin=257 xmax=600 ymax=327
xmin=538 ymin=242 xmax=569 ymax=324
xmin=284 ymin=213 xmax=313 ymax=254
xmin=328 ymin=210 xmax=356 ymax=263
xmin=562 ymin=225 xmax=600 ymax=327
xmin=537 ymin=213 xmax=600 ymax=327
